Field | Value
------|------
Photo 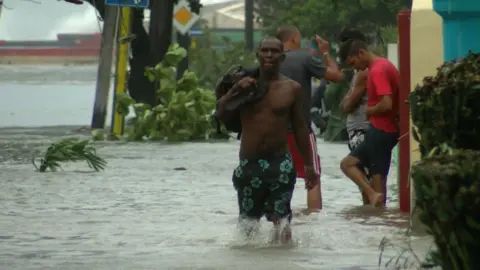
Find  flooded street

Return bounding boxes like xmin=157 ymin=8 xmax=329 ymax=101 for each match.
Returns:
xmin=0 ymin=65 xmax=432 ymax=269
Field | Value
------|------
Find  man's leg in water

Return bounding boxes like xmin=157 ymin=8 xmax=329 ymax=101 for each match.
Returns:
xmin=287 ymin=133 xmax=322 ymax=211
xmin=358 ymin=164 xmax=370 ymax=205
xmin=232 ymin=158 xmax=267 ymax=238
xmin=340 ymin=135 xmax=383 ymax=206
xmin=264 ymin=153 xmax=297 ymax=244
xmin=348 ymin=130 xmax=370 ymax=205
xmin=356 ymin=165 xmax=371 ymax=205
xmin=366 ymin=127 xmax=398 ymax=206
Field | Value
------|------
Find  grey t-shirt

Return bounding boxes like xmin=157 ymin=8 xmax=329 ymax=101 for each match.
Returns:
xmin=279 ymin=50 xmax=326 ymax=129
xmin=345 ymin=70 xmax=370 ymax=133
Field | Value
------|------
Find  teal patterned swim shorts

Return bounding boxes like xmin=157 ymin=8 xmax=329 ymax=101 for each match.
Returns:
xmin=232 ymin=152 xmax=297 ymax=222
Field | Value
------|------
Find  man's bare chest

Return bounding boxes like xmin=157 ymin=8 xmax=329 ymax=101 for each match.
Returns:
xmin=242 ymin=85 xmax=295 ymax=118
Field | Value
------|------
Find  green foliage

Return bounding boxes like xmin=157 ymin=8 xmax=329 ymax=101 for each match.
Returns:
xmin=116 ymin=44 xmax=218 ymax=142
xmin=256 ymin=0 xmax=408 ymax=41
xmin=411 ymin=150 xmax=480 ymax=270
xmin=32 ymin=138 xmax=107 ymax=172
xmin=187 ymin=28 xmax=257 ymax=139
xmin=189 ymin=27 xmax=257 ymax=90
xmin=369 ymin=26 xmax=398 ymax=57
xmin=409 ymin=52 xmax=480 ymax=269
xmin=409 ymin=52 xmax=480 ymax=157
xmin=322 ymin=75 xmax=350 ymax=142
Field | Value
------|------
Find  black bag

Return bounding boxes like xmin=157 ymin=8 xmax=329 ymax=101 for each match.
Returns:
xmin=213 ymin=66 xmax=266 ymax=138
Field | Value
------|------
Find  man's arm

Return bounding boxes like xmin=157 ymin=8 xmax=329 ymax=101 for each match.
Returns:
xmin=216 ymin=76 xmax=256 ymax=120
xmin=216 ymin=85 xmax=240 ymax=121
xmin=342 ymin=69 xmax=368 ymax=114
xmin=290 ymin=82 xmax=314 ymax=167
xmin=306 ymin=54 xmax=343 ymax=83
xmin=366 ymin=68 xmax=393 ymax=117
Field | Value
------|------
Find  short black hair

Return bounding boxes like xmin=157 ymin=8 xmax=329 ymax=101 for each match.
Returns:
xmin=337 ymin=27 xmax=367 ymax=43
xmin=275 ymin=25 xmax=299 ymax=42
xmin=258 ymin=36 xmax=284 ymax=51
xmin=338 ymin=39 xmax=369 ymax=63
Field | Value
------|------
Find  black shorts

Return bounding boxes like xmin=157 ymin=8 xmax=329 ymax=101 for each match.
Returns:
xmin=350 ymin=125 xmax=398 ymax=176
xmin=348 ymin=129 xmax=370 ymax=180
xmin=232 ymin=152 xmax=297 ymax=222
xmin=347 ymin=129 xmax=367 ymax=152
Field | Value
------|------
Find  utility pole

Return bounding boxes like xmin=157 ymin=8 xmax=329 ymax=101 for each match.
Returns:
xmin=0 ymin=0 xmax=3 ymax=21
xmin=111 ymin=7 xmax=132 ymax=137
xmin=244 ymin=0 xmax=254 ymax=51
xmin=176 ymin=32 xmax=190 ymax=80
xmin=91 ymin=5 xmax=118 ymax=130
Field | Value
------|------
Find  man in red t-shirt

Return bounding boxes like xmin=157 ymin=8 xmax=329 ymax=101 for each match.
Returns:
xmin=338 ymin=39 xmax=400 ymax=207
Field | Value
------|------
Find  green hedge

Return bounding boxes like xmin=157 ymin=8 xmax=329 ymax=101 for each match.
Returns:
xmin=409 ymin=52 xmax=480 ymax=269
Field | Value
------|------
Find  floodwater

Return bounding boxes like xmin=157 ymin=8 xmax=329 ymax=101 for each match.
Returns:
xmin=0 ymin=65 xmax=433 ymax=269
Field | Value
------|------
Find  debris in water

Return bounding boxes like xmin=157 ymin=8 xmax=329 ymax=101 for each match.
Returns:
xmin=32 ymin=138 xmax=107 ymax=172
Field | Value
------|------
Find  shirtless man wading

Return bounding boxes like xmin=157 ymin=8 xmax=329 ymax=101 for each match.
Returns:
xmin=216 ymin=37 xmax=318 ymax=243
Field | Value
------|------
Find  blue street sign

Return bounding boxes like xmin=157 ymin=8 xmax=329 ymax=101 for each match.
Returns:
xmin=189 ymin=29 xmax=202 ymax=37
xmin=105 ymin=0 xmax=149 ymax=8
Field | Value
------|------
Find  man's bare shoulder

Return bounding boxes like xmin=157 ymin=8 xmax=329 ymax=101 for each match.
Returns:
xmin=279 ymin=75 xmax=301 ymax=91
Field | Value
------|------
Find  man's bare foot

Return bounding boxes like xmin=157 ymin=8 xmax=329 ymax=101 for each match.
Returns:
xmin=368 ymin=192 xmax=384 ymax=207
xmin=271 ymin=226 xmax=292 ymax=244
xmin=270 ymin=219 xmax=292 ymax=244
xmin=301 ymin=208 xmax=321 ymax=215
xmin=280 ymin=226 xmax=292 ymax=244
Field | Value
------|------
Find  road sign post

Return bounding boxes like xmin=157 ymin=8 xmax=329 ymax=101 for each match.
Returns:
xmin=173 ymin=0 xmax=199 ymax=78
xmin=105 ymin=0 xmax=149 ymax=8
xmin=173 ymin=0 xmax=200 ymax=35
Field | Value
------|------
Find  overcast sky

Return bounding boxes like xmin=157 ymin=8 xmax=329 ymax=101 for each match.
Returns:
xmin=0 ymin=0 xmax=235 ymax=41
xmin=0 ymin=0 xmax=100 ymax=40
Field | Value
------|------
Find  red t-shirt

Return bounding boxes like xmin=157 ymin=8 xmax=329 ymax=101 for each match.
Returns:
xmin=367 ymin=57 xmax=400 ymax=133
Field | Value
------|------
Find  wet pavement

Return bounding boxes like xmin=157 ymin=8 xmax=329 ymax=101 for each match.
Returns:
xmin=0 ymin=65 xmax=433 ymax=269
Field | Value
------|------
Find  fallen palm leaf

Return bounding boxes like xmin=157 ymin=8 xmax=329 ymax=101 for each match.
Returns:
xmin=32 ymin=138 xmax=107 ymax=172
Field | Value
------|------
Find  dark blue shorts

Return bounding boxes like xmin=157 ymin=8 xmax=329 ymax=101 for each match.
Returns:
xmin=350 ymin=125 xmax=398 ymax=177
xmin=232 ymin=152 xmax=296 ymax=222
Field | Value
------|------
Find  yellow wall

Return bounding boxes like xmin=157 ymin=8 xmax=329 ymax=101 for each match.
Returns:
xmin=410 ymin=0 xmax=443 ymax=224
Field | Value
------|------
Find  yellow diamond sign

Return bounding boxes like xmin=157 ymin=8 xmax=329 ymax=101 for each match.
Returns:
xmin=175 ymin=7 xmax=193 ymax=25
xmin=173 ymin=0 xmax=199 ymax=35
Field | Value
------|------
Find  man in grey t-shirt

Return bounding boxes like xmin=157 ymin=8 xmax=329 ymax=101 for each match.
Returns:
xmin=338 ymin=28 xmax=371 ymax=205
xmin=344 ymin=69 xmax=370 ymax=150
xmin=342 ymin=69 xmax=370 ymax=204
xmin=275 ymin=25 xmax=343 ymax=212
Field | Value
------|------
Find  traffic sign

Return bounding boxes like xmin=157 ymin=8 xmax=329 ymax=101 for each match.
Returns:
xmin=173 ymin=0 xmax=200 ymax=35
xmin=105 ymin=0 xmax=149 ymax=8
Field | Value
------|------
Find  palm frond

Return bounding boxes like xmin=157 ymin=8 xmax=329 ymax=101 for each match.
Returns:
xmin=33 ymin=138 xmax=107 ymax=172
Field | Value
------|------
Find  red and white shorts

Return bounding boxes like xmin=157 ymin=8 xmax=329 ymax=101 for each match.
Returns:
xmin=287 ymin=132 xmax=321 ymax=180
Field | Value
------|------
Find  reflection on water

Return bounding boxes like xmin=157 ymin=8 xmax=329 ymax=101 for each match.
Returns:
xmin=0 ymin=65 xmax=99 ymax=84
xmin=340 ymin=206 xmax=410 ymax=227
xmin=0 ymin=65 xmax=113 ymax=128
xmin=0 ymin=65 xmax=433 ymax=269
